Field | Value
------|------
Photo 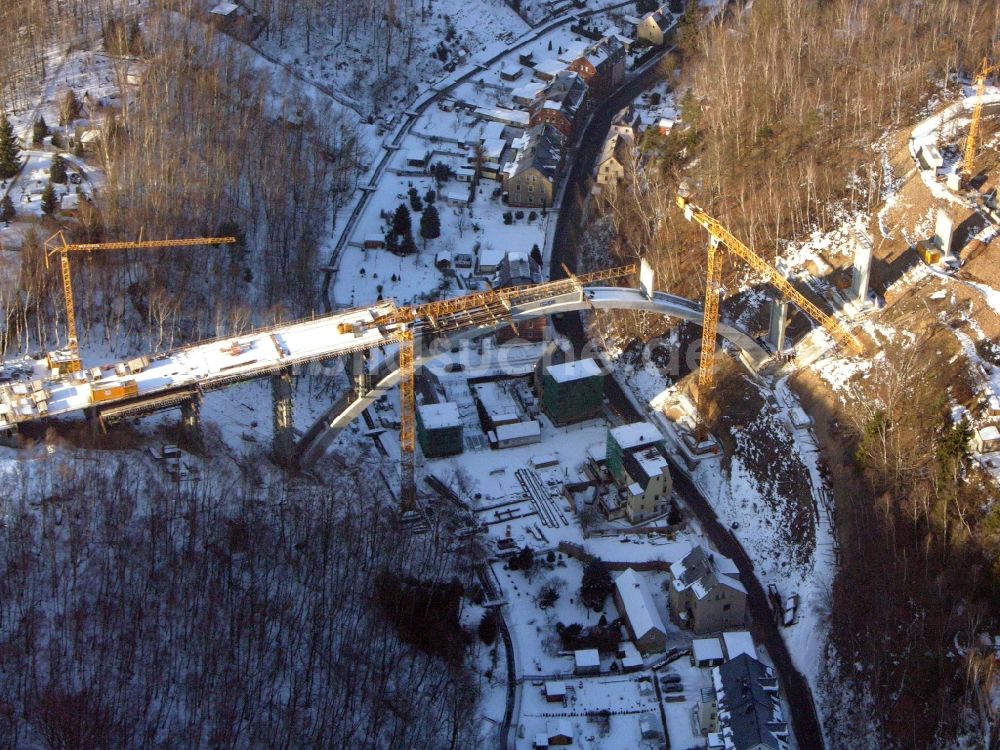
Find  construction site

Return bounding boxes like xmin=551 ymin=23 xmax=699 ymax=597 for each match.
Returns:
xmin=1 ymin=2 xmax=999 ymax=748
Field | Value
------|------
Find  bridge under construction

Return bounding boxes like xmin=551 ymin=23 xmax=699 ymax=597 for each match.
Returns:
xmin=0 ymin=261 xmax=768 ymax=471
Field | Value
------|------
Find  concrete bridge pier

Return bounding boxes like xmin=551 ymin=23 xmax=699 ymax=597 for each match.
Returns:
xmin=180 ymin=397 xmax=202 ymax=450
xmin=344 ymin=350 xmax=370 ymax=397
xmin=272 ymin=367 xmax=296 ymax=467
xmin=767 ymin=296 xmax=790 ymax=353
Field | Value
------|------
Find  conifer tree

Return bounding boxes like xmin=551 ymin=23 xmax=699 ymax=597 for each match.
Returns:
xmin=50 ymin=154 xmax=67 ymax=184
xmin=0 ymin=114 xmax=21 ymax=180
xmin=420 ymin=204 xmax=441 ymax=246
xmin=32 ymin=116 xmax=49 ymax=145
xmin=40 ymin=182 xmax=57 ymax=215
xmin=0 ymin=194 xmax=14 ymax=224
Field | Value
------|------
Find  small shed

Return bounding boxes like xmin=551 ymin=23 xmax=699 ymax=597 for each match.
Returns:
xmin=434 ymin=250 xmax=453 ymax=270
xmin=973 ymin=424 xmax=1000 ymax=454
xmin=489 ymin=420 xmax=541 ymax=449
xmin=546 ymin=718 xmax=574 ymax=745
xmin=721 ymin=630 xmax=756 ymax=661
xmin=544 ymin=680 xmax=566 ymax=702
xmin=500 ymin=63 xmax=523 ymax=81
xmin=691 ymin=637 xmax=724 ymax=667
xmin=443 ymin=188 xmax=470 ymax=206
xmin=573 ymin=648 xmax=600 ymax=675
xmin=363 ymin=235 xmax=385 ymax=250
xmin=617 ymin=641 xmax=644 ymax=672
xmin=406 ymin=148 xmax=431 ymax=168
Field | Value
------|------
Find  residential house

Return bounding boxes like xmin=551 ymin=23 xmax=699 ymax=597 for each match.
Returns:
xmin=699 ymin=654 xmax=789 ymax=750
xmin=595 ymin=131 xmax=631 ymax=186
xmin=574 ymin=648 xmax=600 ymax=675
xmin=613 ymin=568 xmax=668 ymax=653
xmin=606 ymin=422 xmax=673 ymax=524
xmin=610 ymin=105 xmax=642 ymax=143
xmin=637 ymin=7 xmax=674 ymax=47
xmin=972 ymin=424 xmax=1000 ymax=453
xmin=544 ymin=681 xmax=567 ymax=703
xmin=567 ymin=37 xmax=626 ymax=99
xmin=502 ymin=123 xmax=565 ymax=208
xmin=668 ymin=545 xmax=747 ymax=634
xmin=533 ymin=58 xmax=565 ymax=81
xmin=529 ymin=71 xmax=588 ymax=138
xmin=495 ymin=251 xmax=545 ymax=341
xmin=691 ymin=637 xmax=725 ymax=668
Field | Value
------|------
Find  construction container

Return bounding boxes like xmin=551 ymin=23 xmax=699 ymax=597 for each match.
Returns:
xmin=90 ymin=378 xmax=139 ymax=404
xmin=917 ymin=240 xmax=941 ymax=265
xmin=416 ymin=402 xmax=464 ymax=457
xmin=127 ymin=356 xmax=150 ymax=373
xmin=541 ymin=359 xmax=605 ymax=426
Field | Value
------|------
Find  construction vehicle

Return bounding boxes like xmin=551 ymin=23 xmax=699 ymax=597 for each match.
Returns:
xmin=677 ymin=193 xmax=862 ymax=418
xmin=44 ymin=232 xmax=237 ymax=374
xmin=962 ymin=57 xmax=999 ymax=184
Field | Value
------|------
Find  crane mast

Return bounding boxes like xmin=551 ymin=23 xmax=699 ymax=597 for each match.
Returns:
xmin=354 ymin=263 xmax=638 ymax=506
xmin=43 ymin=232 xmax=237 ymax=373
xmin=677 ymin=194 xmax=862 ymax=415
xmin=962 ymin=58 xmax=997 ymax=183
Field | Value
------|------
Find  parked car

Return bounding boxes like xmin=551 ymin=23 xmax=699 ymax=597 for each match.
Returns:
xmin=663 ymin=683 xmax=684 ymax=693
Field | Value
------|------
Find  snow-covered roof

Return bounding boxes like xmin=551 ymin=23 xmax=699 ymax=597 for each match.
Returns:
xmin=535 ymin=58 xmax=565 ymax=76
xmin=717 ymin=573 xmax=748 ymax=596
xmin=60 ymin=193 xmax=81 ymax=211
xmin=978 ymin=425 xmax=1000 ymax=442
xmin=614 ymin=568 xmax=666 ymax=641
xmin=512 ymin=81 xmax=545 ymax=102
xmin=417 ymin=402 xmax=461 ymax=430
xmin=544 ymin=680 xmax=566 ymax=697
xmin=547 ymin=718 xmax=573 ymax=740
xmin=478 ymin=246 xmax=507 ymax=270
xmin=494 ymin=420 xmax=541 ymax=441
xmin=574 ymin=648 xmax=600 ymax=668
xmin=504 ymin=123 xmax=564 ymax=181
xmin=611 ymin=421 xmax=661 ymax=450
xmin=692 ymin=637 xmax=724 ymax=663
xmin=619 ymin=640 xmax=643 ymax=668
xmin=443 ymin=188 xmax=470 ymax=204
xmin=546 ymin=358 xmax=603 ymax=383
xmin=211 ymin=1 xmax=238 ymax=15
xmin=722 ymin=631 xmax=756 ymax=661
xmin=632 ymin=446 xmax=668 ymax=483
xmin=482 ymin=137 xmax=507 ymax=160
xmin=474 ymin=106 xmax=529 ymax=126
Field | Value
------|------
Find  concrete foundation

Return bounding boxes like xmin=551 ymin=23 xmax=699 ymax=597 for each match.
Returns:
xmin=272 ymin=367 xmax=295 ymax=466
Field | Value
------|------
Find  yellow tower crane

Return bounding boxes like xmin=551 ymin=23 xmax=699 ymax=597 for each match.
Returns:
xmin=359 ymin=263 xmax=638 ymax=508
xmin=43 ymin=231 xmax=237 ymax=373
xmin=676 ymin=194 xmax=863 ymax=416
xmin=962 ymin=58 xmax=999 ymax=183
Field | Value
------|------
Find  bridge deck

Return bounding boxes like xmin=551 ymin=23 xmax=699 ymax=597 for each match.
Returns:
xmin=0 ymin=301 xmax=397 ymax=430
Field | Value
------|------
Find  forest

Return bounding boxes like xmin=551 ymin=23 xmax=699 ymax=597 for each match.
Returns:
xmin=589 ymin=0 xmax=1000 ymax=746
xmin=0 ymin=452 xmax=482 ymax=748
xmin=0 ymin=0 xmax=366 ymax=361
